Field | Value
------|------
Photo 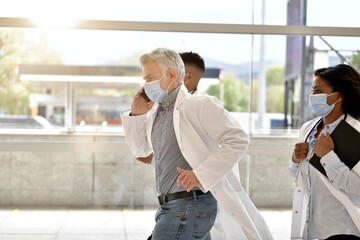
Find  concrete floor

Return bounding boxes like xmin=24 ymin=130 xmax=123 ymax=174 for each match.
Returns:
xmin=0 ymin=208 xmax=291 ymax=240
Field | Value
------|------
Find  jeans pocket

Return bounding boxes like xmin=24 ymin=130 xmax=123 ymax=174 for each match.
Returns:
xmin=159 ymin=202 xmax=186 ymax=217
xmin=194 ymin=207 xmax=217 ymax=239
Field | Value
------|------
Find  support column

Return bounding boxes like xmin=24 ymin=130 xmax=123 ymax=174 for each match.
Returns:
xmin=64 ymin=82 xmax=75 ymax=129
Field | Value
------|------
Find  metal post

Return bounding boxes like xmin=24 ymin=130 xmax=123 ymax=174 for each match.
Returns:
xmin=256 ymin=0 xmax=266 ymax=130
xmin=64 ymin=82 xmax=75 ymax=130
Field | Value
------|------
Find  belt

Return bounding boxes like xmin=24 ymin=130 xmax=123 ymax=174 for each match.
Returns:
xmin=158 ymin=190 xmax=206 ymax=205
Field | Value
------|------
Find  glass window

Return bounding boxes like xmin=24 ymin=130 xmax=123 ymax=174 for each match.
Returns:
xmin=1 ymin=26 xmax=359 ymax=133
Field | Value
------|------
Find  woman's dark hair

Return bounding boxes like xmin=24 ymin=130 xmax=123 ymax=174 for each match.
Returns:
xmin=314 ymin=64 xmax=360 ymax=120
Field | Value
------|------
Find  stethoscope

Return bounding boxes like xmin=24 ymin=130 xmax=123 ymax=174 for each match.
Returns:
xmin=304 ymin=113 xmax=347 ymax=144
xmin=295 ymin=113 xmax=348 ymax=183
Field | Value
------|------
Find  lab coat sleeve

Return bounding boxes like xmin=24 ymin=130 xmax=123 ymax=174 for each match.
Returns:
xmin=288 ymin=161 xmax=300 ymax=180
xmin=121 ymin=111 xmax=153 ymax=158
xmin=192 ymin=97 xmax=249 ymax=192
xmin=320 ymin=151 xmax=360 ymax=196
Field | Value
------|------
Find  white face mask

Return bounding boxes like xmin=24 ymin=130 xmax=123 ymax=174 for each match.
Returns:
xmin=308 ymin=92 xmax=338 ymax=117
xmin=143 ymin=72 xmax=172 ymax=103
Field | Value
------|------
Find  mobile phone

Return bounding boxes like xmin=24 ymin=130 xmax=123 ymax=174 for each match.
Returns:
xmin=140 ymin=89 xmax=151 ymax=102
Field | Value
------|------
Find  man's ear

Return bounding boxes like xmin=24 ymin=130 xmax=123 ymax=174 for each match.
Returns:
xmin=168 ymin=68 xmax=177 ymax=82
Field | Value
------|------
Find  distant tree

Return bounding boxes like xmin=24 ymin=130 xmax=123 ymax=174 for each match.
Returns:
xmin=206 ymin=73 xmax=249 ymax=112
xmin=351 ymin=51 xmax=360 ymax=70
xmin=0 ymin=29 xmax=63 ymax=114
xmin=266 ymin=65 xmax=285 ymax=113
xmin=266 ymin=85 xmax=284 ymax=113
xmin=266 ymin=64 xmax=285 ymax=86
xmin=250 ymin=80 xmax=258 ymax=112
xmin=222 ymin=65 xmax=285 ymax=113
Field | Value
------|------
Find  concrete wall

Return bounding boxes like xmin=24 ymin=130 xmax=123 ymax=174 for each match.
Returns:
xmin=0 ymin=133 xmax=298 ymax=208
xmin=246 ymin=135 xmax=298 ymax=207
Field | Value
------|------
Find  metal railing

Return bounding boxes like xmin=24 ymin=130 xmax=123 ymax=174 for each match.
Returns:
xmin=0 ymin=141 xmax=294 ymax=155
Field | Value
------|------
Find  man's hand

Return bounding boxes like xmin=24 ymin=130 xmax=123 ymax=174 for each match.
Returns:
xmin=176 ymin=167 xmax=203 ymax=192
xmin=292 ymin=142 xmax=309 ymax=163
xmin=136 ymin=153 xmax=153 ymax=164
xmin=130 ymin=88 xmax=154 ymax=116
xmin=313 ymin=131 xmax=334 ymax=158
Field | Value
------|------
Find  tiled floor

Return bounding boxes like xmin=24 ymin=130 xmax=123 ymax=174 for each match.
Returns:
xmin=0 ymin=207 xmax=291 ymax=240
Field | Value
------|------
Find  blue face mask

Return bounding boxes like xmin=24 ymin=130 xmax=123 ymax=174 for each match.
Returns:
xmin=308 ymin=92 xmax=337 ymax=117
xmin=144 ymin=72 xmax=170 ymax=103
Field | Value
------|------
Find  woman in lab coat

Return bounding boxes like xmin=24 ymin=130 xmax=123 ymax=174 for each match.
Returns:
xmin=289 ymin=64 xmax=360 ymax=240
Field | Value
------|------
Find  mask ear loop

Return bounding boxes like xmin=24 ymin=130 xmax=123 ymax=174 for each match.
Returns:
xmin=161 ymin=71 xmax=173 ymax=96
xmin=328 ymin=92 xmax=339 ymax=106
xmin=165 ymin=81 xmax=174 ymax=95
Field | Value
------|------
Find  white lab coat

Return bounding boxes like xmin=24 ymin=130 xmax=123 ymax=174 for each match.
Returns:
xmin=121 ymin=86 xmax=273 ymax=240
xmin=291 ymin=114 xmax=360 ymax=239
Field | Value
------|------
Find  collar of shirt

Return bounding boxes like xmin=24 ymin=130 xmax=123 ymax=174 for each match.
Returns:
xmin=160 ymin=84 xmax=181 ymax=107
xmin=189 ymin=89 xmax=197 ymax=94
xmin=309 ymin=114 xmax=346 ymax=142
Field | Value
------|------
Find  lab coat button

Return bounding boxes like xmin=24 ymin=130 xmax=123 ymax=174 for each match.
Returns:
xmin=322 ymin=163 xmax=326 ymax=167
xmin=295 ymin=211 xmax=298 ymax=214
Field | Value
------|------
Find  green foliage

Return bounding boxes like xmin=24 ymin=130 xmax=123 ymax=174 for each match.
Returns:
xmin=206 ymin=73 xmax=249 ymax=112
xmin=208 ymin=65 xmax=285 ymax=113
xmin=0 ymin=29 xmax=63 ymax=114
xmin=250 ymin=80 xmax=258 ymax=112
xmin=0 ymin=81 xmax=30 ymax=114
xmin=266 ymin=64 xmax=285 ymax=86
xmin=252 ymin=65 xmax=285 ymax=113
xmin=266 ymin=85 xmax=285 ymax=113
xmin=266 ymin=65 xmax=285 ymax=113
xmin=351 ymin=51 xmax=360 ymax=69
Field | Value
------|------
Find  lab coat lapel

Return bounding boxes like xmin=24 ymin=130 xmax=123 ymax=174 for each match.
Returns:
xmin=173 ymin=86 xmax=188 ymax=147
xmin=146 ymin=104 xmax=159 ymax=146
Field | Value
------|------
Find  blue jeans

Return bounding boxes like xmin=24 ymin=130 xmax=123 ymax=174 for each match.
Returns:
xmin=152 ymin=191 xmax=217 ymax=240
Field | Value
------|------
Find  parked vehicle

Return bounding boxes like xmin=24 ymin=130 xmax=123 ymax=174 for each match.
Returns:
xmin=0 ymin=115 xmax=53 ymax=129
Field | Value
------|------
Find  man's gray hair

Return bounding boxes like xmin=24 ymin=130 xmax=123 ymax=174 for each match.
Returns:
xmin=139 ymin=48 xmax=185 ymax=83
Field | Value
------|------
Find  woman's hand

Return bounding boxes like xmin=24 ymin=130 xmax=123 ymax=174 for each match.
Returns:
xmin=313 ymin=131 xmax=334 ymax=158
xmin=292 ymin=142 xmax=309 ymax=163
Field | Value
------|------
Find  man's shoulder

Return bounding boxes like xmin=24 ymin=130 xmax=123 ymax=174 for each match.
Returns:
xmin=178 ymin=95 xmax=223 ymax=119
xmin=184 ymin=94 xmax=221 ymax=106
